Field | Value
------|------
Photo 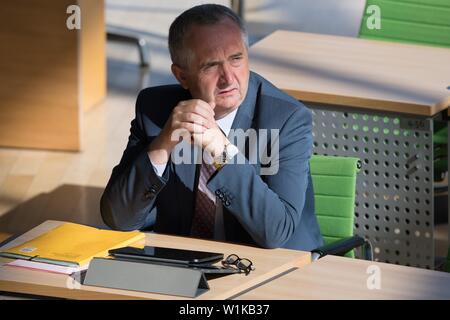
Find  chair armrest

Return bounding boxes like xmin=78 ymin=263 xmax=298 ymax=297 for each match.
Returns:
xmin=311 ymin=235 xmax=373 ymax=261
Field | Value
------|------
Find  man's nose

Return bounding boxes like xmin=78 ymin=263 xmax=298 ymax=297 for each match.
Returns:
xmin=219 ymin=63 xmax=234 ymax=86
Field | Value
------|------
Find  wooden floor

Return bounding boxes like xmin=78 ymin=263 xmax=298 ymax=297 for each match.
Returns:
xmin=0 ymin=90 xmax=136 ymax=235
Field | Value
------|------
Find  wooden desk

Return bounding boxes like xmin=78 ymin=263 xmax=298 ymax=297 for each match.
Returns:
xmin=237 ymin=255 xmax=450 ymax=300
xmin=250 ymin=30 xmax=450 ymax=116
xmin=250 ymin=30 xmax=450 ymax=269
xmin=0 ymin=233 xmax=12 ymax=245
xmin=0 ymin=221 xmax=310 ymax=300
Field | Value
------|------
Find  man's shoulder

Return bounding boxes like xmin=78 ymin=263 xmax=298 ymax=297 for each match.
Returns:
xmin=134 ymin=84 xmax=191 ymax=123
xmin=250 ymin=72 xmax=311 ymax=122
xmin=137 ymin=84 xmax=190 ymax=105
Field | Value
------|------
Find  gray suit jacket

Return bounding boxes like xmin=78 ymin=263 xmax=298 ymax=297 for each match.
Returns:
xmin=101 ymin=72 xmax=323 ymax=251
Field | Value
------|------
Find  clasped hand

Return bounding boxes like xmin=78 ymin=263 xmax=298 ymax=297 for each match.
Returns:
xmin=157 ymin=99 xmax=228 ymax=159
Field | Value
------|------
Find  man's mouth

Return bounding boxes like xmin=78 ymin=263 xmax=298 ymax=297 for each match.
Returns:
xmin=217 ymin=88 xmax=238 ymax=95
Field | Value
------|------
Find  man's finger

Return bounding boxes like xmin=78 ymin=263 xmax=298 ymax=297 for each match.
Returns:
xmin=209 ymin=101 xmax=216 ymax=114
xmin=180 ymin=99 xmax=215 ymax=119
xmin=191 ymin=132 xmax=203 ymax=146
xmin=177 ymin=112 xmax=214 ymax=129
xmin=178 ymin=121 xmax=207 ymax=134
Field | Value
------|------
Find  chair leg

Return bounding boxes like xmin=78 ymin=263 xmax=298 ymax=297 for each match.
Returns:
xmin=363 ymin=240 xmax=373 ymax=261
xmin=231 ymin=0 xmax=245 ymax=20
xmin=136 ymin=38 xmax=150 ymax=68
xmin=106 ymin=31 xmax=150 ymax=68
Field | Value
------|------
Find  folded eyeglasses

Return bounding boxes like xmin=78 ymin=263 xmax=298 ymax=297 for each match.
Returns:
xmin=221 ymin=254 xmax=255 ymax=275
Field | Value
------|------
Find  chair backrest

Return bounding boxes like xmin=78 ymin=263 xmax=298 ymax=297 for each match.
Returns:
xmin=310 ymin=155 xmax=360 ymax=258
xmin=359 ymin=0 xmax=450 ymax=48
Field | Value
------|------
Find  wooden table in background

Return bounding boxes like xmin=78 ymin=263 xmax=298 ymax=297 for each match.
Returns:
xmin=250 ymin=30 xmax=450 ymax=116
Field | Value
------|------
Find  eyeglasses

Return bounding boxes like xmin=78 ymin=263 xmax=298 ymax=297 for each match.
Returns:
xmin=221 ymin=254 xmax=255 ymax=275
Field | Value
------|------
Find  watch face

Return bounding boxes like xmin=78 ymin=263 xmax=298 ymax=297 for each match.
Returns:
xmin=223 ymin=145 xmax=231 ymax=162
xmin=222 ymin=150 xmax=227 ymax=163
xmin=215 ymin=144 xmax=238 ymax=167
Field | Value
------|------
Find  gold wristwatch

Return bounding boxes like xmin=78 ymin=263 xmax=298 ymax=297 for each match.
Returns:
xmin=213 ymin=142 xmax=239 ymax=170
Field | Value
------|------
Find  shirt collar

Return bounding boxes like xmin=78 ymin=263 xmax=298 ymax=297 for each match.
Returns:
xmin=216 ymin=107 xmax=238 ymax=137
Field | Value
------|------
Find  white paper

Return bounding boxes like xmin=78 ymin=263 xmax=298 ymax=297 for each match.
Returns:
xmin=5 ymin=259 xmax=88 ymax=275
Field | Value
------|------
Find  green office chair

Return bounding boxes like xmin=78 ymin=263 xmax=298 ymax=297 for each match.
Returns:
xmin=309 ymin=155 xmax=372 ymax=261
xmin=445 ymin=247 xmax=450 ymax=273
xmin=359 ymin=0 xmax=450 ymax=48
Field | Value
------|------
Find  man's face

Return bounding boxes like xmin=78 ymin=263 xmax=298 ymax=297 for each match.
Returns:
xmin=173 ymin=18 xmax=250 ymax=119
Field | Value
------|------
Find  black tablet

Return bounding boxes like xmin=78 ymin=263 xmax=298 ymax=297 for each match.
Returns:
xmin=108 ymin=246 xmax=224 ymax=265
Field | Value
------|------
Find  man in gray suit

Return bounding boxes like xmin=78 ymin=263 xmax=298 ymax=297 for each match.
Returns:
xmin=101 ymin=4 xmax=323 ymax=251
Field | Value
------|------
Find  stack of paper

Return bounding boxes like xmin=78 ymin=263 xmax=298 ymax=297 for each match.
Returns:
xmin=5 ymin=259 xmax=89 ymax=275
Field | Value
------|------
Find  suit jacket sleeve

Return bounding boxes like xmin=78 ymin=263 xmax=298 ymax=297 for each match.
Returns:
xmin=207 ymin=106 xmax=313 ymax=248
xmin=100 ymin=91 xmax=170 ymax=231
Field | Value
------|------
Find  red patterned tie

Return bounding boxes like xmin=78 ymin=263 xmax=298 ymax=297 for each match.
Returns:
xmin=190 ymin=159 xmax=217 ymax=239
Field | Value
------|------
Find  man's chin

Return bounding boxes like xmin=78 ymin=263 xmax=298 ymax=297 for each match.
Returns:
xmin=214 ymin=100 xmax=241 ymax=118
xmin=215 ymin=95 xmax=242 ymax=109
xmin=216 ymin=101 xmax=239 ymax=111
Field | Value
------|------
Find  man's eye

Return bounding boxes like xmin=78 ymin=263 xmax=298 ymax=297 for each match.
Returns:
xmin=203 ymin=64 xmax=217 ymax=72
xmin=231 ymin=57 xmax=243 ymax=65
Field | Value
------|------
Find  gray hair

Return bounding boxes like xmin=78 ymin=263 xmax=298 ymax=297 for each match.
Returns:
xmin=168 ymin=4 xmax=248 ymax=68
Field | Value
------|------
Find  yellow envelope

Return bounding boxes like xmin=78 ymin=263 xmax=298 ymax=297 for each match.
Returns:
xmin=0 ymin=222 xmax=145 ymax=267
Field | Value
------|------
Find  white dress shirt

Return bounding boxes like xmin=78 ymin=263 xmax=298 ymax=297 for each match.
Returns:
xmin=150 ymin=108 xmax=238 ymax=240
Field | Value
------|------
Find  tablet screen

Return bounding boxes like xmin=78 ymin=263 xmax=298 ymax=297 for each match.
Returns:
xmin=108 ymin=246 xmax=224 ymax=265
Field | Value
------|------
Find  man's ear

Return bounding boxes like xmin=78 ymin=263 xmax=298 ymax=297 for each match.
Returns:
xmin=171 ymin=64 xmax=189 ymax=89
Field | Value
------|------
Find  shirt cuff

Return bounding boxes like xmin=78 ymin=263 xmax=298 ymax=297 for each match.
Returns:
xmin=150 ymin=160 xmax=168 ymax=177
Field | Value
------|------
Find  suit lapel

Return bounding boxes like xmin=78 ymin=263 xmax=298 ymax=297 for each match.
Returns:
xmin=224 ymin=73 xmax=260 ymax=240
xmin=230 ymin=73 xmax=258 ymax=135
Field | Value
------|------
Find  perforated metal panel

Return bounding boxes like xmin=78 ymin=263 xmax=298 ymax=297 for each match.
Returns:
xmin=309 ymin=103 xmax=434 ymax=269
